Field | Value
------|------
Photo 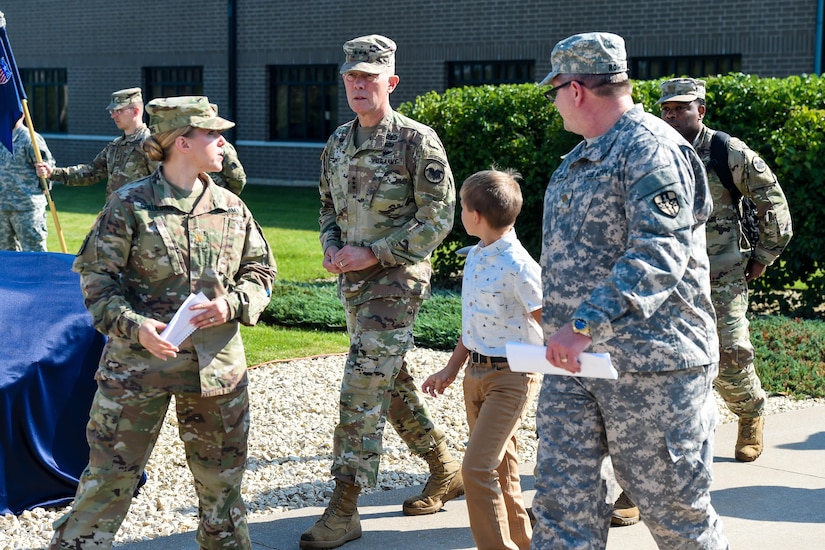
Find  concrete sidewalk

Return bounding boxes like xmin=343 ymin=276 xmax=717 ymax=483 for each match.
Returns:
xmin=120 ymin=405 xmax=825 ymax=549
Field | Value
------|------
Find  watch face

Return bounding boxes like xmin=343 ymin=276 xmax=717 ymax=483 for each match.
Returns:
xmin=574 ymin=319 xmax=587 ymax=330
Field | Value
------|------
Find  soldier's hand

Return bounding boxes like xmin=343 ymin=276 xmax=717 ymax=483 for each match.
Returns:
xmin=139 ymin=319 xmax=179 ymax=360
xmin=745 ymin=259 xmax=766 ymax=281
xmin=323 ymin=245 xmax=343 ymax=274
xmin=545 ymin=323 xmax=591 ymax=373
xmin=34 ymin=162 xmax=54 ymax=179
xmin=333 ymin=245 xmax=379 ymax=273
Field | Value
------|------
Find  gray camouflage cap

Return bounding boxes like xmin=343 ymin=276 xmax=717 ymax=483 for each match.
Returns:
xmin=106 ymin=87 xmax=142 ymax=110
xmin=539 ymin=32 xmax=627 ymax=86
xmin=657 ymin=77 xmax=706 ymax=104
xmin=146 ymin=96 xmax=235 ymax=135
xmin=340 ymin=34 xmax=396 ymax=75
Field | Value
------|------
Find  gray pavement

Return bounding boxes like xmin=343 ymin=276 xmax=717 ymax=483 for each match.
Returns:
xmin=120 ymin=405 xmax=825 ymax=549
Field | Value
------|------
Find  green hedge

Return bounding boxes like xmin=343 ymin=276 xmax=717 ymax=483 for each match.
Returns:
xmin=399 ymin=74 xmax=825 ymax=317
xmin=263 ymin=281 xmax=461 ymax=350
xmin=263 ymin=282 xmax=825 ymax=398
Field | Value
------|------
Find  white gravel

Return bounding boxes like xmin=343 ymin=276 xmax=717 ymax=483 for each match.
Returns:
xmin=3 ymin=348 xmax=823 ymax=550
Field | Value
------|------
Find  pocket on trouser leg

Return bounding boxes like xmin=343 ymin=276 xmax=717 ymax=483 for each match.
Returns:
xmin=86 ymin=392 xmax=125 ymax=471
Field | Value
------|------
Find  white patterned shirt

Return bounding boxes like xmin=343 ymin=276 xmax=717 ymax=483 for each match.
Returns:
xmin=462 ymin=229 xmax=543 ymax=357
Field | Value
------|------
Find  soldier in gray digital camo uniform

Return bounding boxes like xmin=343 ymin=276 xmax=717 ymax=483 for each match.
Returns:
xmin=658 ymin=78 xmax=793 ymax=462
xmin=0 ymin=115 xmax=55 ymax=251
xmin=49 ymin=96 xmax=276 ymax=550
xmin=35 ymin=87 xmax=158 ymax=198
xmin=532 ymin=33 xmax=729 ymax=549
xmin=301 ymin=35 xmax=461 ymax=549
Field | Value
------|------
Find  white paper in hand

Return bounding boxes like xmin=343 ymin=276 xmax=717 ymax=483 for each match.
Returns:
xmin=159 ymin=291 xmax=209 ymax=346
xmin=505 ymin=342 xmax=618 ymax=379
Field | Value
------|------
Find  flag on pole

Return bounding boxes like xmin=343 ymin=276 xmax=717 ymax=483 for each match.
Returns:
xmin=0 ymin=12 xmax=25 ymax=154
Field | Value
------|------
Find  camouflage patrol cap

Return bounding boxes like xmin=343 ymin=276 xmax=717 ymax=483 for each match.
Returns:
xmin=539 ymin=32 xmax=627 ymax=86
xmin=340 ymin=34 xmax=397 ymax=75
xmin=146 ymin=96 xmax=235 ymax=134
xmin=656 ymin=77 xmax=706 ymax=104
xmin=106 ymin=87 xmax=142 ymax=110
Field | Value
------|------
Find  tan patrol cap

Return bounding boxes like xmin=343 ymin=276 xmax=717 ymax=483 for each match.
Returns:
xmin=106 ymin=87 xmax=142 ymax=111
xmin=340 ymin=34 xmax=396 ymax=75
xmin=657 ymin=78 xmax=707 ymax=104
xmin=539 ymin=32 xmax=627 ymax=86
xmin=146 ymin=96 xmax=235 ymax=135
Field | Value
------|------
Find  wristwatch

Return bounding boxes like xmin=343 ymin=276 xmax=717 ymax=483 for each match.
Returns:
xmin=572 ymin=318 xmax=591 ymax=337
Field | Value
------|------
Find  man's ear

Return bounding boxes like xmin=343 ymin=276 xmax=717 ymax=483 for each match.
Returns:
xmin=387 ymin=74 xmax=400 ymax=93
xmin=697 ymin=103 xmax=706 ymax=121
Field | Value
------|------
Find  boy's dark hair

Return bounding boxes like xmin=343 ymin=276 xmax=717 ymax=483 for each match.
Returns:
xmin=460 ymin=168 xmax=523 ymax=229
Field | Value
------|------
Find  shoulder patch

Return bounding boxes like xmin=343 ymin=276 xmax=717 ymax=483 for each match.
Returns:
xmin=752 ymin=157 xmax=768 ymax=173
xmin=653 ymin=191 xmax=680 ymax=217
xmin=424 ymin=161 xmax=446 ymax=184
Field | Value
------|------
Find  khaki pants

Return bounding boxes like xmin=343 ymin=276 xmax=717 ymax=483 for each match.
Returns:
xmin=463 ymin=359 xmax=540 ymax=550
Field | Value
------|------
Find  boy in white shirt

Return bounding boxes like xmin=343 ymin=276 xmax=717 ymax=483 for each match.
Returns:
xmin=422 ymin=168 xmax=542 ymax=550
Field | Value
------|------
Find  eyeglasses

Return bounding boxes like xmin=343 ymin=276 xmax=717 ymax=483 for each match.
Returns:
xmin=544 ymin=80 xmax=581 ymax=102
xmin=108 ymin=106 xmax=132 ymax=115
xmin=343 ymin=72 xmax=381 ymax=83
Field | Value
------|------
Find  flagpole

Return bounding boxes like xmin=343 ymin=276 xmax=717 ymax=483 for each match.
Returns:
xmin=21 ymin=99 xmax=67 ymax=253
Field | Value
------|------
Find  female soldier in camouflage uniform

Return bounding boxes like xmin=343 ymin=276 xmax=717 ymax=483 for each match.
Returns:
xmin=49 ymin=96 xmax=276 ymax=550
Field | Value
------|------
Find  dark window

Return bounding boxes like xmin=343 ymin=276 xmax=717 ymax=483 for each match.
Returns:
xmin=142 ymin=66 xmax=204 ymax=103
xmin=20 ymin=68 xmax=68 ymax=133
xmin=269 ymin=64 xmax=338 ymax=141
xmin=446 ymin=60 xmax=535 ymax=88
xmin=630 ymin=55 xmax=742 ymax=80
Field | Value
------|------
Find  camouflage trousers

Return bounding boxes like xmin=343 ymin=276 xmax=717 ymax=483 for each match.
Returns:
xmin=333 ymin=295 xmax=443 ymax=488
xmin=531 ymin=365 xmax=728 ymax=550
xmin=712 ymin=274 xmax=765 ymax=419
xmin=51 ymin=351 xmax=250 ymax=549
xmin=0 ymin=206 xmax=48 ymax=252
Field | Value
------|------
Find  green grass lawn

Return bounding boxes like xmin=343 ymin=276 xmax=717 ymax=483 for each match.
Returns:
xmin=43 ymin=184 xmax=825 ymax=397
xmin=45 ymin=182 xmax=349 ymax=365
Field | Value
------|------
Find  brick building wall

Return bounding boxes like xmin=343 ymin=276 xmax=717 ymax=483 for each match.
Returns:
xmin=2 ymin=0 xmax=819 ymax=187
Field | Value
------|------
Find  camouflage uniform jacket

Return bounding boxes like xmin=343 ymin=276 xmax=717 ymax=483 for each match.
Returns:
xmin=0 ymin=126 xmax=55 ymax=211
xmin=73 ymin=168 xmax=277 ymax=396
xmin=319 ymin=109 xmax=455 ymax=305
xmin=209 ymin=141 xmax=247 ymax=195
xmin=693 ymin=125 xmax=793 ymax=280
xmin=541 ymin=105 xmax=718 ymax=372
xmin=52 ymin=124 xmax=158 ymax=197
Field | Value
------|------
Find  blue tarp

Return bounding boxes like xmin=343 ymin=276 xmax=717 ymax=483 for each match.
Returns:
xmin=0 ymin=251 xmax=105 ymax=515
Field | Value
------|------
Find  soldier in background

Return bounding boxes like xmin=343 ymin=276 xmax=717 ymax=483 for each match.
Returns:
xmin=206 ymin=103 xmax=247 ymax=195
xmin=658 ymin=77 xmax=793 ymax=458
xmin=209 ymin=140 xmax=246 ymax=195
xmin=302 ymin=34 xmax=461 ymax=549
xmin=35 ymin=87 xmax=157 ymax=197
xmin=0 ymin=115 xmax=55 ymax=251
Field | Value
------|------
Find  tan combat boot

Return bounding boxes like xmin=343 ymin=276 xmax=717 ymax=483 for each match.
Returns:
xmin=402 ymin=440 xmax=465 ymax=515
xmin=735 ymin=416 xmax=764 ymax=462
xmin=299 ymin=479 xmax=362 ymax=549
xmin=611 ymin=491 xmax=640 ymax=527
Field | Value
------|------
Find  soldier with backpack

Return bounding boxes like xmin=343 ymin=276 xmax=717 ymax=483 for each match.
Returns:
xmin=611 ymin=76 xmax=793 ymax=525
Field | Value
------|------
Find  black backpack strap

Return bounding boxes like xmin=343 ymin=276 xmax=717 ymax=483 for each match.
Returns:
xmin=709 ymin=130 xmax=739 ymax=200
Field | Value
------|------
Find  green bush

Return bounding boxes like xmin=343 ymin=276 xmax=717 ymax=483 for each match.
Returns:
xmin=399 ymin=84 xmax=580 ymax=284
xmin=401 ymin=74 xmax=825 ymax=317
xmin=263 ymin=281 xmax=461 ymax=350
xmin=751 ymin=315 xmax=825 ymax=398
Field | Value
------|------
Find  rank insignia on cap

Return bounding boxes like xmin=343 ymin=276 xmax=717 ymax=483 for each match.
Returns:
xmin=425 ymin=161 xmax=445 ymax=184
xmin=653 ymin=191 xmax=680 ymax=217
